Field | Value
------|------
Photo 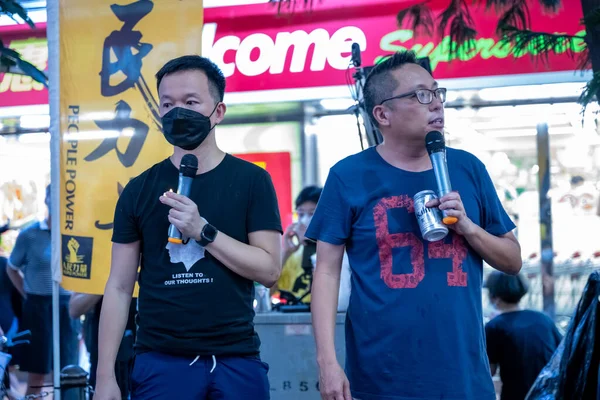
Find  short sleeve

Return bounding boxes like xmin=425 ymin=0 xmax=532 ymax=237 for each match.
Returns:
xmin=477 ymin=160 xmax=516 ymax=236
xmin=246 ymin=170 xmax=282 ymax=234
xmin=8 ymin=228 xmax=29 ymax=270
xmin=111 ymin=183 xmax=140 ymax=244
xmin=305 ymin=170 xmax=352 ymax=245
xmin=485 ymin=321 xmax=500 ymax=364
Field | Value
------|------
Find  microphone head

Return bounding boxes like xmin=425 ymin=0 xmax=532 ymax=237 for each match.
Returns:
xmin=180 ymin=154 xmax=198 ymax=178
xmin=425 ymin=131 xmax=445 ymax=155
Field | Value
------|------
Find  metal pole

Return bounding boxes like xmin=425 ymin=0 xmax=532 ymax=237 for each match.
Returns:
xmin=47 ymin=0 xmax=62 ymax=398
xmin=302 ymin=105 xmax=319 ymax=187
xmin=536 ymin=122 xmax=555 ymax=320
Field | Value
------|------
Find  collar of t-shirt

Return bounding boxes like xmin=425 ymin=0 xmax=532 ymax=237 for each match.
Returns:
xmin=39 ymin=219 xmax=50 ymax=231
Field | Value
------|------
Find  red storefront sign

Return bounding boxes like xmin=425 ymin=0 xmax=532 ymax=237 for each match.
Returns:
xmin=234 ymin=151 xmax=293 ymax=228
xmin=0 ymin=0 xmax=585 ymax=107
xmin=203 ymin=0 xmax=584 ymax=92
xmin=0 ymin=25 xmax=47 ymax=107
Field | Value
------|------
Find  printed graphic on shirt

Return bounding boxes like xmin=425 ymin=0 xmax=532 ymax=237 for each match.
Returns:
xmin=166 ymin=240 xmax=205 ymax=272
xmin=373 ymin=195 xmax=468 ymax=289
xmin=163 ymin=240 xmax=213 ymax=287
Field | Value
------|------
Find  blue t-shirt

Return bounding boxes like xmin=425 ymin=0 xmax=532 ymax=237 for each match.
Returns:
xmin=306 ymin=147 xmax=515 ymax=400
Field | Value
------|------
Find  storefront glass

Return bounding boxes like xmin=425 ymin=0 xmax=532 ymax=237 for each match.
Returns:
xmin=0 ymin=132 xmax=50 ymax=252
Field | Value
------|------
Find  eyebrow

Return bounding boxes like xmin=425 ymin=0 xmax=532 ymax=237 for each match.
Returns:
xmin=414 ymin=82 xmax=439 ymax=90
xmin=159 ymin=93 xmax=201 ymax=101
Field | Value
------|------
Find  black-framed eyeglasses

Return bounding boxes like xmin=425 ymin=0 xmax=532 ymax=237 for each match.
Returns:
xmin=380 ymin=88 xmax=447 ymax=105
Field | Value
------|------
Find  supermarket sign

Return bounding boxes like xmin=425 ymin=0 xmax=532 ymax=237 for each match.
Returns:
xmin=0 ymin=0 xmax=585 ymax=106
xmin=0 ymin=36 xmax=48 ymax=107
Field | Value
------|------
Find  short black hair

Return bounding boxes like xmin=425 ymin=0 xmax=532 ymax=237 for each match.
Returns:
xmin=363 ymin=51 xmax=424 ymax=127
xmin=485 ymin=271 xmax=529 ymax=304
xmin=570 ymin=175 xmax=584 ymax=186
xmin=155 ymin=55 xmax=226 ymax=103
xmin=295 ymin=186 xmax=322 ymax=208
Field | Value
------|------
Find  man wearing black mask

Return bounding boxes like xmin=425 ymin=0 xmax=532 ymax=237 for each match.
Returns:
xmin=94 ymin=56 xmax=283 ymax=400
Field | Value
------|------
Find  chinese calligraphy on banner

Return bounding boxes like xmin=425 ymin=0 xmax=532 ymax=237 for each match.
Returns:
xmin=59 ymin=0 xmax=204 ymax=294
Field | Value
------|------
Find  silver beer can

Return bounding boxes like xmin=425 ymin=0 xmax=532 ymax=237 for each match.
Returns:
xmin=414 ymin=190 xmax=449 ymax=242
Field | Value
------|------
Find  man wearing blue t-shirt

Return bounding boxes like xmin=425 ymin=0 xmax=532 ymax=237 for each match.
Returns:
xmin=306 ymin=51 xmax=522 ymax=400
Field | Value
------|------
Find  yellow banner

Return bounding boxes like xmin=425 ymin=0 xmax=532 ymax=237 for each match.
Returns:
xmin=59 ymin=0 xmax=204 ymax=294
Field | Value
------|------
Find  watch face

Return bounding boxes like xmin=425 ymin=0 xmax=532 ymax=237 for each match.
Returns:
xmin=204 ymin=224 xmax=217 ymax=241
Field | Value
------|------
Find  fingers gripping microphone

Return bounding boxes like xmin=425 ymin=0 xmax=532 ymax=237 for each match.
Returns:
xmin=425 ymin=131 xmax=458 ymax=225
xmin=168 ymin=154 xmax=198 ymax=244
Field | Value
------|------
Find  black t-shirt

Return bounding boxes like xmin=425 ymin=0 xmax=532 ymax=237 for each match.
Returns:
xmin=0 ymin=256 xmax=20 ymax=333
xmin=112 ymin=155 xmax=282 ymax=357
xmin=486 ymin=309 xmax=562 ymax=400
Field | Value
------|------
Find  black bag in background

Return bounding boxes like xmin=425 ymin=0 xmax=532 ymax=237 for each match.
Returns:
xmin=526 ymin=271 xmax=600 ymax=400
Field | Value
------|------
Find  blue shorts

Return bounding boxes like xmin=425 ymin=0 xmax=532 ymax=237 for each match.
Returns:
xmin=131 ymin=351 xmax=270 ymax=400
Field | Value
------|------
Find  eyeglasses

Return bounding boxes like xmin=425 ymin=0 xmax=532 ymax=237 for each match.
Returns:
xmin=379 ymin=88 xmax=447 ymax=105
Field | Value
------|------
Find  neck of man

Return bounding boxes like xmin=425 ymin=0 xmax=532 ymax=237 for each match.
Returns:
xmin=170 ymin=132 xmax=226 ymax=175
xmin=497 ymin=302 xmax=521 ymax=313
xmin=377 ymin=134 xmax=432 ymax=172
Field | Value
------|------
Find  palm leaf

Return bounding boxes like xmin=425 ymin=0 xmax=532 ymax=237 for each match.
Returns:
xmin=482 ymin=0 xmax=560 ymax=12
xmin=496 ymin=0 xmax=531 ymax=33
xmin=397 ymin=3 xmax=435 ymax=36
xmin=579 ymin=72 xmax=600 ymax=114
xmin=0 ymin=40 xmax=48 ymax=87
xmin=500 ymin=26 xmax=584 ymax=63
xmin=536 ymin=0 xmax=561 ymax=12
xmin=438 ymin=0 xmax=477 ymax=60
xmin=269 ymin=0 xmax=316 ymax=12
xmin=0 ymin=0 xmax=35 ymax=28
xmin=582 ymin=6 xmax=600 ymax=29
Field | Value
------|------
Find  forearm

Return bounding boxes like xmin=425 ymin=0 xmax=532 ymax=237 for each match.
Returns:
xmin=206 ymin=232 xmax=280 ymax=287
xmin=69 ymin=294 xmax=102 ymax=319
xmin=464 ymin=226 xmax=521 ymax=274
xmin=96 ymin=285 xmax=133 ymax=378
xmin=6 ymin=267 xmax=25 ymax=298
xmin=312 ymin=269 xmax=341 ymax=367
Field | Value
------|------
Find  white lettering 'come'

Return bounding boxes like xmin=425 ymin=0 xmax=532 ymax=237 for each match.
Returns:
xmin=202 ymin=23 xmax=367 ymax=78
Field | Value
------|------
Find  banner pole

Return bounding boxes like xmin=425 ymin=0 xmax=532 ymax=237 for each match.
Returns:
xmin=47 ymin=0 xmax=62 ymax=398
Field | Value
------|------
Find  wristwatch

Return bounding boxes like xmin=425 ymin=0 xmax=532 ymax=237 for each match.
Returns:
xmin=197 ymin=223 xmax=218 ymax=247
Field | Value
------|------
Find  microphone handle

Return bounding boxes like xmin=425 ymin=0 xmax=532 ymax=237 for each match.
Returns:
xmin=430 ymin=152 xmax=458 ymax=225
xmin=168 ymin=175 xmax=194 ymax=243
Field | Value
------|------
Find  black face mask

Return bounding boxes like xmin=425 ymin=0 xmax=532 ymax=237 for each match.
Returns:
xmin=161 ymin=104 xmax=218 ymax=150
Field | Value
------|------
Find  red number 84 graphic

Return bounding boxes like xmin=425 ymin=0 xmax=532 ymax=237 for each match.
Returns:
xmin=373 ymin=195 xmax=468 ymax=289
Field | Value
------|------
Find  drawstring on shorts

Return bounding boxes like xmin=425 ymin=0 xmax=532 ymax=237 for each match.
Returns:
xmin=189 ymin=355 xmax=217 ymax=373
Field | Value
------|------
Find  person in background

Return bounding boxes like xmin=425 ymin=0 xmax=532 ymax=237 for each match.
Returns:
xmin=0 ymin=252 xmax=24 ymax=400
xmin=0 ymin=253 xmax=20 ymax=340
xmin=6 ymin=184 xmax=79 ymax=396
xmin=69 ymin=293 xmax=137 ymax=399
xmin=485 ymin=271 xmax=562 ymax=400
xmin=273 ymin=186 xmax=321 ymax=304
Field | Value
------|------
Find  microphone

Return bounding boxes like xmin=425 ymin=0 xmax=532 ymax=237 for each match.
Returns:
xmin=168 ymin=154 xmax=199 ymax=244
xmin=351 ymin=42 xmax=362 ymax=67
xmin=425 ymin=131 xmax=458 ymax=225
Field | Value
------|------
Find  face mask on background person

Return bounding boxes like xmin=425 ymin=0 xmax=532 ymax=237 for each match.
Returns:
xmin=299 ymin=214 xmax=312 ymax=228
